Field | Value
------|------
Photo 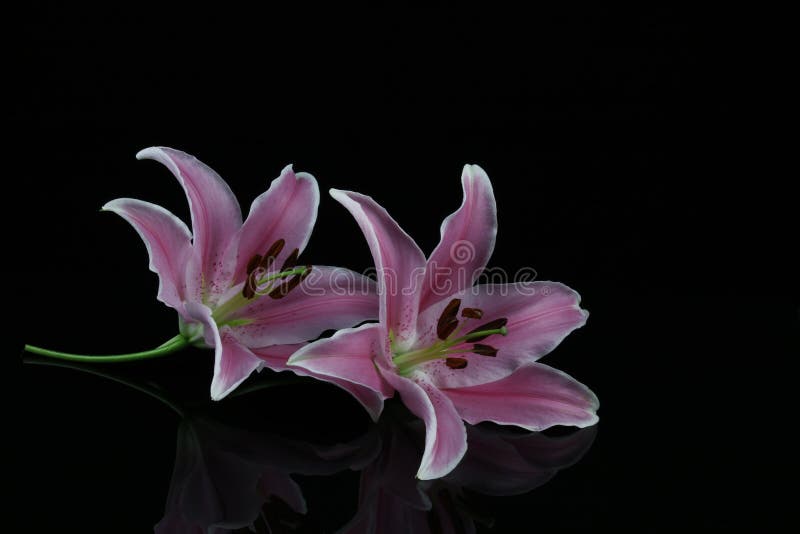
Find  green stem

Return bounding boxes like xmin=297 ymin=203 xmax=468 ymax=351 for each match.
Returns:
xmin=23 ymin=334 xmax=188 ymax=363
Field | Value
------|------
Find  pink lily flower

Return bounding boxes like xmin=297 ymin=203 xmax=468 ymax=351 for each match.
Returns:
xmin=288 ymin=165 xmax=598 ymax=479
xmin=27 ymin=147 xmax=378 ymax=402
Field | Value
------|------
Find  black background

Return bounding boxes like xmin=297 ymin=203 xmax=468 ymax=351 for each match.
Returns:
xmin=14 ymin=5 xmax=796 ymax=532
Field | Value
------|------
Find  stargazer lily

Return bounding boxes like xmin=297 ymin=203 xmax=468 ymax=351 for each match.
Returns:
xmin=25 ymin=148 xmax=378 ymax=401
xmin=288 ymin=165 xmax=598 ymax=479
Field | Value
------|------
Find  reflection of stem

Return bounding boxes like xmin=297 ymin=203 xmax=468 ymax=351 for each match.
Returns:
xmin=23 ymin=357 xmax=185 ymax=417
xmin=24 ymin=357 xmax=310 ymax=411
xmin=23 ymin=334 xmax=188 ymax=363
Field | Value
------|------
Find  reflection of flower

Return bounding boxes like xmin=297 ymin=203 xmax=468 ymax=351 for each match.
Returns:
xmin=155 ymin=414 xmax=377 ymax=533
xmin=290 ymin=165 xmax=597 ymax=479
xmin=25 ymin=358 xmax=595 ymax=533
xmin=340 ymin=412 xmax=597 ymax=533
xmin=106 ymin=148 xmax=379 ymax=400
xmin=26 ymin=359 xmax=380 ymax=534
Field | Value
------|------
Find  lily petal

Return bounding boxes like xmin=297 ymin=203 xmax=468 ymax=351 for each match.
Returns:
xmin=227 ymin=165 xmax=319 ymax=284
xmin=253 ymin=336 xmax=389 ymax=422
xmin=330 ymin=189 xmax=427 ymax=350
xmin=102 ymin=198 xmax=191 ymax=315
xmin=212 ymin=330 xmax=265 ymax=401
xmin=185 ymin=302 xmax=263 ymax=400
xmin=230 ymin=266 xmax=378 ymax=346
xmin=443 ymin=362 xmax=599 ymax=431
xmin=416 ymin=281 xmax=588 ymax=389
xmin=247 ymin=342 xmax=306 ymax=371
xmin=288 ymin=324 xmax=393 ymax=399
xmin=137 ymin=147 xmax=242 ymax=298
xmin=381 ymin=370 xmax=467 ymax=480
xmin=420 ymin=164 xmax=497 ymax=311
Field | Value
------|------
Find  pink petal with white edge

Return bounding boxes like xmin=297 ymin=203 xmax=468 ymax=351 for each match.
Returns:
xmin=212 ymin=330 xmax=266 ymax=401
xmin=102 ymin=198 xmax=192 ymax=316
xmin=443 ymin=362 xmax=599 ymax=431
xmin=229 ymin=266 xmax=378 ymax=347
xmin=137 ymin=147 xmax=242 ymax=298
xmin=248 ymin=342 xmax=307 ymax=372
xmin=252 ymin=338 xmax=389 ymax=421
xmin=380 ymin=370 xmax=467 ymax=480
xmin=330 ymin=189 xmax=426 ymax=351
xmin=185 ymin=302 xmax=263 ymax=400
xmin=415 ymin=281 xmax=588 ymax=389
xmin=288 ymin=324 xmax=392 ymax=398
xmin=420 ymin=164 xmax=497 ymax=311
xmin=226 ymin=165 xmax=319 ymax=284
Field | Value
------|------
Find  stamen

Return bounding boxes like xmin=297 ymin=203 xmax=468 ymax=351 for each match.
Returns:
xmin=461 ymin=307 xmax=484 ymax=319
xmin=465 ymin=318 xmax=508 ymax=342
xmin=260 ymin=239 xmax=286 ymax=269
xmin=246 ymin=254 xmax=262 ymax=275
xmin=280 ymin=248 xmax=300 ymax=271
xmin=242 ymin=270 xmax=258 ymax=299
xmin=268 ymin=273 xmax=303 ymax=299
xmin=300 ymin=265 xmax=313 ymax=281
xmin=445 ymin=357 xmax=468 ymax=369
xmin=472 ymin=344 xmax=498 ymax=357
xmin=438 ymin=320 xmax=459 ymax=340
xmin=437 ymin=298 xmax=462 ymax=340
xmin=392 ymin=313 xmax=508 ymax=374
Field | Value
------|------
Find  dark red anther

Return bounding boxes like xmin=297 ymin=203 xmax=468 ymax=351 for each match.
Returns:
xmin=461 ymin=307 xmax=484 ymax=319
xmin=242 ymin=271 xmax=258 ymax=299
xmin=246 ymin=254 xmax=262 ymax=275
xmin=259 ymin=239 xmax=286 ymax=269
xmin=280 ymin=248 xmax=300 ymax=271
xmin=445 ymin=357 xmax=468 ymax=369
xmin=438 ymin=320 xmax=459 ymax=340
xmin=268 ymin=273 xmax=303 ymax=299
xmin=465 ymin=318 xmax=508 ymax=342
xmin=437 ymin=298 xmax=462 ymax=340
xmin=472 ymin=344 xmax=498 ymax=357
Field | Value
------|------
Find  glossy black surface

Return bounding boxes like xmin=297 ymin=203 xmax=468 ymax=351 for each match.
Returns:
xmin=15 ymin=5 xmax=795 ymax=532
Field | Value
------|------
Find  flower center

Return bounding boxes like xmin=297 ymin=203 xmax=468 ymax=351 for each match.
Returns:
xmin=392 ymin=298 xmax=508 ymax=375
xmin=211 ymin=239 xmax=312 ymax=325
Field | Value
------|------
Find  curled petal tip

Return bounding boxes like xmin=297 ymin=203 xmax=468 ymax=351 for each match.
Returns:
xmin=100 ymin=198 xmax=132 ymax=213
xmin=329 ymin=188 xmax=359 ymax=202
xmin=294 ymin=170 xmax=319 ymax=188
xmin=135 ymin=147 xmax=161 ymax=160
xmin=278 ymin=163 xmax=297 ymax=179
xmin=463 ymin=163 xmax=489 ymax=178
